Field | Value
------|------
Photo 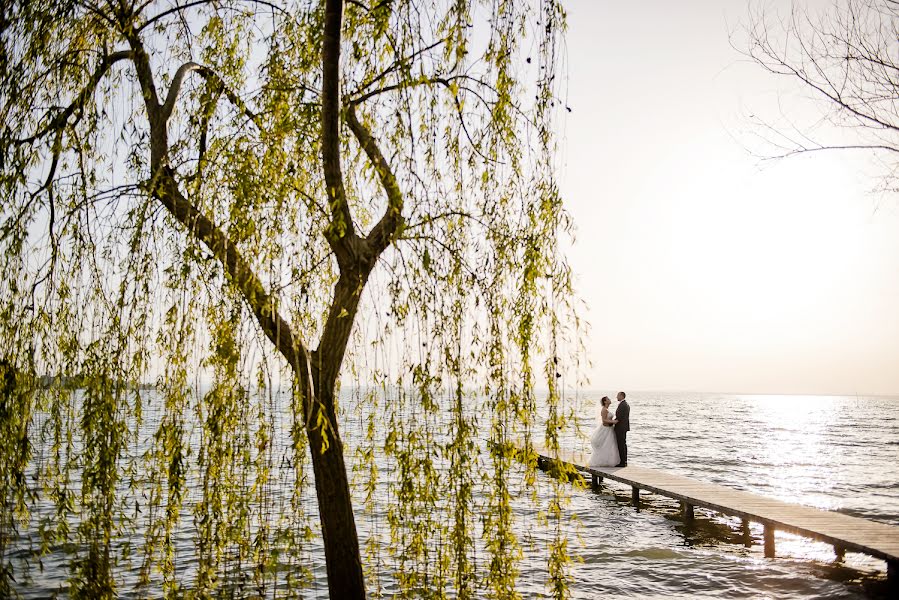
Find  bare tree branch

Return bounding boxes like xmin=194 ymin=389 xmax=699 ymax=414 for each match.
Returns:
xmin=742 ymin=0 xmax=899 ymax=167
xmin=762 ymin=143 xmax=899 ymax=160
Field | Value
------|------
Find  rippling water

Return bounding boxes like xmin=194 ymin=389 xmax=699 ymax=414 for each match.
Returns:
xmin=12 ymin=390 xmax=899 ymax=598
xmin=554 ymin=391 xmax=899 ymax=599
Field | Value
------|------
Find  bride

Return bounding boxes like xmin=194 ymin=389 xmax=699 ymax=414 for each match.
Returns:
xmin=588 ymin=396 xmax=620 ymax=467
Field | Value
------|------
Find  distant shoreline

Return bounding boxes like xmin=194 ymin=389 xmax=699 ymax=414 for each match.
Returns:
xmin=570 ymin=388 xmax=899 ymax=400
xmin=37 ymin=375 xmax=156 ymax=391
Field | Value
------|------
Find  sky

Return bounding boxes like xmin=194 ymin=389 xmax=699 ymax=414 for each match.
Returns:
xmin=559 ymin=0 xmax=899 ymax=396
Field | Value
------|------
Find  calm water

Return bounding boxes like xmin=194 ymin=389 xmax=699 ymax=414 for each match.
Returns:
xmin=12 ymin=390 xmax=899 ymax=598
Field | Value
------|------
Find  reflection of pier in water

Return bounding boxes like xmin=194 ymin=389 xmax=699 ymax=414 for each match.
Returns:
xmin=527 ymin=445 xmax=899 ymax=590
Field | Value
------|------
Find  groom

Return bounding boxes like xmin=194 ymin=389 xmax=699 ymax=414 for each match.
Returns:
xmin=614 ymin=391 xmax=630 ymax=467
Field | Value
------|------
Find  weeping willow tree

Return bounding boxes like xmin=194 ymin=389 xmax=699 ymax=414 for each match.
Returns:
xmin=0 ymin=0 xmax=581 ymax=597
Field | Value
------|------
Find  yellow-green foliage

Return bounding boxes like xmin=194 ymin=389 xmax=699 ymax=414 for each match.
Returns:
xmin=0 ymin=0 xmax=582 ymax=597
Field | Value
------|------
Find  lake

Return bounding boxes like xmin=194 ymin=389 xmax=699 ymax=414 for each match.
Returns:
xmin=10 ymin=389 xmax=899 ymax=598
xmin=543 ymin=391 xmax=899 ymax=599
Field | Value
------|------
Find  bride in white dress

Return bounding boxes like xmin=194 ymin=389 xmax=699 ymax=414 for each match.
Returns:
xmin=588 ymin=396 xmax=620 ymax=467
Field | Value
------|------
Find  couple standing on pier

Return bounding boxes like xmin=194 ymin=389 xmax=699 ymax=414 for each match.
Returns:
xmin=588 ymin=391 xmax=630 ymax=467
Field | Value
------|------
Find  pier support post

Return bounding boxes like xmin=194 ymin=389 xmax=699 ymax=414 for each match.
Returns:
xmin=591 ymin=474 xmax=602 ymax=491
xmin=763 ymin=525 xmax=775 ymax=558
xmin=833 ymin=545 xmax=845 ymax=562
xmin=888 ymin=560 xmax=897 ymax=589
xmin=682 ymin=502 xmax=694 ymax=522
xmin=741 ymin=519 xmax=751 ymax=547
xmin=632 ymin=486 xmax=640 ymax=510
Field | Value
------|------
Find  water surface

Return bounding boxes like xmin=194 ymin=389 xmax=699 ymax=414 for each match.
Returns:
xmin=12 ymin=390 xmax=899 ymax=598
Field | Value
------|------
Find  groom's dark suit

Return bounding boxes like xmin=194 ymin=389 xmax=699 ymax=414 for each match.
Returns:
xmin=614 ymin=400 xmax=630 ymax=466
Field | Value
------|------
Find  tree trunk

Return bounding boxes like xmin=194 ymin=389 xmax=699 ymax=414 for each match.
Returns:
xmin=303 ymin=272 xmax=371 ymax=598
xmin=305 ymin=385 xmax=364 ymax=599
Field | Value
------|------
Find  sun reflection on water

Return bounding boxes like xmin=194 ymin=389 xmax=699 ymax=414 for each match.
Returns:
xmin=739 ymin=394 xmax=846 ymax=508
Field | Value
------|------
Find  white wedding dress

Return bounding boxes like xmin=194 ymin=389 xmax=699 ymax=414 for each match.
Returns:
xmin=588 ymin=417 xmax=620 ymax=467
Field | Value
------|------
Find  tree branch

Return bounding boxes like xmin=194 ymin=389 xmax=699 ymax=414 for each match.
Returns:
xmin=14 ymin=50 xmax=132 ymax=146
xmin=124 ymin=30 xmax=168 ymax=170
xmin=161 ymin=61 xmax=263 ymax=130
xmin=405 ymin=209 xmax=487 ymax=231
xmin=137 ymin=0 xmax=289 ymax=32
xmin=752 ymin=42 xmax=899 ymax=134
xmin=127 ymin=25 xmax=312 ymax=390
xmin=762 ymin=143 xmax=899 ymax=160
xmin=344 ymin=102 xmax=403 ymax=254
xmin=348 ymin=73 xmax=496 ymax=107
xmin=348 ymin=74 xmax=504 ymax=164
xmin=148 ymin=169 xmax=308 ymax=375
xmin=321 ymin=0 xmax=357 ymax=255
xmin=350 ymin=37 xmax=448 ymax=99
xmin=349 ymin=74 xmax=452 ymax=105
xmin=161 ymin=62 xmax=204 ymax=123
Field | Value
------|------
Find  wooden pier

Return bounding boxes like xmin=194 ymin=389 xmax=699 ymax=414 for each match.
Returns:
xmin=530 ymin=445 xmax=899 ymax=585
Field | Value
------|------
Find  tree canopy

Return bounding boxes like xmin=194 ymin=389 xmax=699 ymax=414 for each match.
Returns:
xmin=0 ymin=0 xmax=582 ymax=597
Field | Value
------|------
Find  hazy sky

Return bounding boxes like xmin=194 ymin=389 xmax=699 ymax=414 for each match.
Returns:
xmin=560 ymin=0 xmax=899 ymax=396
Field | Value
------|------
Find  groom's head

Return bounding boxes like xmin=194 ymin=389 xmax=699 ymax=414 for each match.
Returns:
xmin=617 ymin=391 xmax=626 ymax=402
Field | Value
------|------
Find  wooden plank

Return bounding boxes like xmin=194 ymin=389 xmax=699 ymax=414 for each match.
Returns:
xmin=526 ymin=445 xmax=899 ymax=566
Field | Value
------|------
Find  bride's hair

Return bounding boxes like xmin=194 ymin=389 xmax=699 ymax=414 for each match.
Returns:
xmin=600 ymin=396 xmax=610 ymax=407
